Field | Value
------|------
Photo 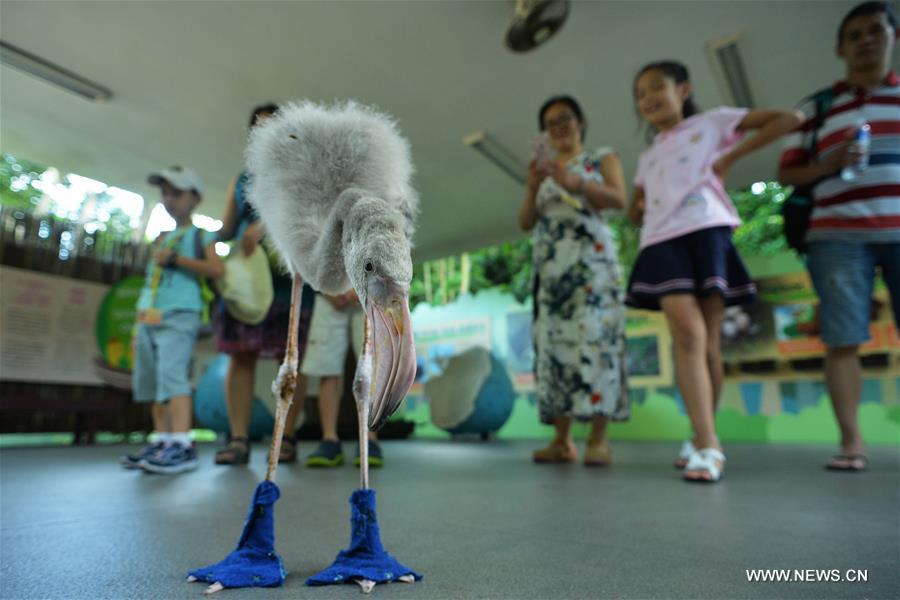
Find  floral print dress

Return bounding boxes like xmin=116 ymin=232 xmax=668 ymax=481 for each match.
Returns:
xmin=532 ymin=148 xmax=629 ymax=423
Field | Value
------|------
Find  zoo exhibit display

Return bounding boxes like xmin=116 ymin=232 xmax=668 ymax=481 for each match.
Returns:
xmin=722 ymin=272 xmax=898 ymax=367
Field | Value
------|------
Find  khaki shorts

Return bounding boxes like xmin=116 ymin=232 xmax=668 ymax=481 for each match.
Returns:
xmin=300 ymin=295 xmax=364 ymax=377
xmin=133 ymin=310 xmax=200 ymax=403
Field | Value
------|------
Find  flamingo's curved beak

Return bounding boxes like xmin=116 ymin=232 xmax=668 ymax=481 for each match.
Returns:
xmin=364 ymin=281 xmax=416 ymax=431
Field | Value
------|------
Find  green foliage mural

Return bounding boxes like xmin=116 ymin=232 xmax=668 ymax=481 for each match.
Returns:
xmin=407 ymin=386 xmax=899 ymax=445
xmin=410 ymin=182 xmax=794 ymax=309
xmin=731 ymin=181 xmax=792 ymax=258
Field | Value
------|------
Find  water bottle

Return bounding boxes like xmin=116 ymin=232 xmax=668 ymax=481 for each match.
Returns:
xmin=841 ymin=121 xmax=871 ymax=182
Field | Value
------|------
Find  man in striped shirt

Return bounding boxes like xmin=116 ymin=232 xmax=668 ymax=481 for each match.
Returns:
xmin=778 ymin=1 xmax=899 ymax=473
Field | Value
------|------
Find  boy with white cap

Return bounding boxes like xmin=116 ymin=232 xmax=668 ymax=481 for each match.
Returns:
xmin=120 ymin=166 xmax=224 ymax=474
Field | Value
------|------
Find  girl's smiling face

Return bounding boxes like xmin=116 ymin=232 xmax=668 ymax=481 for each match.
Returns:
xmin=635 ymin=69 xmax=691 ymax=130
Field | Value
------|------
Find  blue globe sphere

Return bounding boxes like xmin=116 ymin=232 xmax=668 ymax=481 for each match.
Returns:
xmin=193 ymin=353 xmax=275 ymax=440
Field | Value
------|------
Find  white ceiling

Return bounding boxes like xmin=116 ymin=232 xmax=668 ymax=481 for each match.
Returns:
xmin=0 ymin=0 xmax=872 ymax=260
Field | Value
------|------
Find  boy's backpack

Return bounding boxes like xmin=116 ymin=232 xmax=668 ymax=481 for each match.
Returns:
xmin=191 ymin=227 xmax=216 ymax=334
xmin=148 ymin=227 xmax=216 ymax=336
xmin=782 ymin=87 xmax=835 ymax=254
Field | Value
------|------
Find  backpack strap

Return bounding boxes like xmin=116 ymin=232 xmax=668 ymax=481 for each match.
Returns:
xmin=191 ymin=226 xmax=215 ymax=325
xmin=807 ymin=86 xmax=836 ymax=158
xmin=781 ymin=85 xmax=837 ymax=255
xmin=193 ymin=225 xmax=204 ymax=259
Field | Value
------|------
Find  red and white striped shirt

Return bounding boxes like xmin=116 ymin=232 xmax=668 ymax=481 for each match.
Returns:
xmin=779 ymin=71 xmax=900 ymax=243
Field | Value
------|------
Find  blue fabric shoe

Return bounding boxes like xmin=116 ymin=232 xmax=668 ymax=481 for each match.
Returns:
xmin=120 ymin=442 xmax=164 ymax=469
xmin=187 ymin=481 xmax=286 ymax=590
xmin=306 ymin=440 xmax=343 ymax=468
xmin=306 ymin=489 xmax=421 ymax=587
xmin=142 ymin=443 xmax=199 ymax=474
xmin=354 ymin=440 xmax=384 ymax=468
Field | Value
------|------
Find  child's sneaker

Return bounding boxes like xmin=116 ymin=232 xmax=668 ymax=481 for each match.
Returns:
xmin=120 ymin=442 xmax=164 ymax=469
xmin=305 ymin=439 xmax=343 ymax=468
xmin=354 ymin=440 xmax=384 ymax=468
xmin=141 ymin=443 xmax=199 ymax=474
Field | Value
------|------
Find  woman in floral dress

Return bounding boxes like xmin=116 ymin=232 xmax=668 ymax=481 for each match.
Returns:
xmin=518 ymin=95 xmax=630 ymax=466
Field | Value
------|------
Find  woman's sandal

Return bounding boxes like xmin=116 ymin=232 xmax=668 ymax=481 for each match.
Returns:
xmin=683 ymin=448 xmax=726 ymax=483
xmin=214 ymin=437 xmax=250 ymax=465
xmin=279 ymin=436 xmax=298 ymax=464
xmin=674 ymin=440 xmax=695 ymax=469
xmin=584 ymin=440 xmax=612 ymax=467
xmin=532 ymin=442 xmax=577 ymax=463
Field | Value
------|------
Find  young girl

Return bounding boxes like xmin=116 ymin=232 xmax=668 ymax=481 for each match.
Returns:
xmin=628 ymin=61 xmax=803 ymax=483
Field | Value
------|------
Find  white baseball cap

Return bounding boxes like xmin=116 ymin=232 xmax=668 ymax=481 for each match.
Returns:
xmin=148 ymin=166 xmax=206 ymax=196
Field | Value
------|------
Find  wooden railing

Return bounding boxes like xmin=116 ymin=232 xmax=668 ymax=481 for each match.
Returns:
xmin=0 ymin=207 xmax=151 ymax=442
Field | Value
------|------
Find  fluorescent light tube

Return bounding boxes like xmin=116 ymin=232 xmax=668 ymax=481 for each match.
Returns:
xmin=1 ymin=40 xmax=112 ymax=102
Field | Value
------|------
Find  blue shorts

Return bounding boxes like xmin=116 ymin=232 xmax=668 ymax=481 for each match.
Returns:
xmin=133 ymin=310 xmax=201 ymax=403
xmin=806 ymin=241 xmax=900 ymax=347
xmin=626 ymin=226 xmax=757 ymax=311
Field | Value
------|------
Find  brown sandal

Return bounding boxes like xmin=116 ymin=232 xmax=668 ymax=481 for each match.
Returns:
xmin=215 ymin=437 xmax=250 ymax=465
xmin=278 ymin=436 xmax=298 ymax=464
xmin=532 ymin=442 xmax=577 ymax=463
xmin=584 ymin=440 xmax=612 ymax=467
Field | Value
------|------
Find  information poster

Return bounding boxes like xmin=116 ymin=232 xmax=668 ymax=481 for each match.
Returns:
xmin=412 ymin=317 xmax=492 ymax=389
xmin=625 ymin=310 xmax=673 ymax=387
xmin=505 ymin=311 xmax=535 ymax=389
xmin=722 ymin=272 xmax=898 ymax=363
xmin=95 ymin=276 xmax=143 ymax=371
xmin=0 ymin=266 xmax=109 ymax=384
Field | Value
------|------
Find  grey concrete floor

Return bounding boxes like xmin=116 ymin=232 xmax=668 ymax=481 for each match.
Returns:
xmin=1 ymin=440 xmax=898 ymax=600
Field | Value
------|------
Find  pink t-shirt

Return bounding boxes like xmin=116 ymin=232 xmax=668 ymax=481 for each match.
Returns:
xmin=634 ymin=107 xmax=748 ymax=249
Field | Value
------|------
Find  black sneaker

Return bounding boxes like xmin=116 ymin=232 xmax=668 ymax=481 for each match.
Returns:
xmin=120 ymin=442 xmax=164 ymax=469
xmin=354 ymin=440 xmax=384 ymax=468
xmin=141 ymin=443 xmax=199 ymax=474
xmin=305 ymin=439 xmax=343 ymax=468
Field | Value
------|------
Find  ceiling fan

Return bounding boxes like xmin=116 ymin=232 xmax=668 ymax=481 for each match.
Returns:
xmin=505 ymin=0 xmax=570 ymax=53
